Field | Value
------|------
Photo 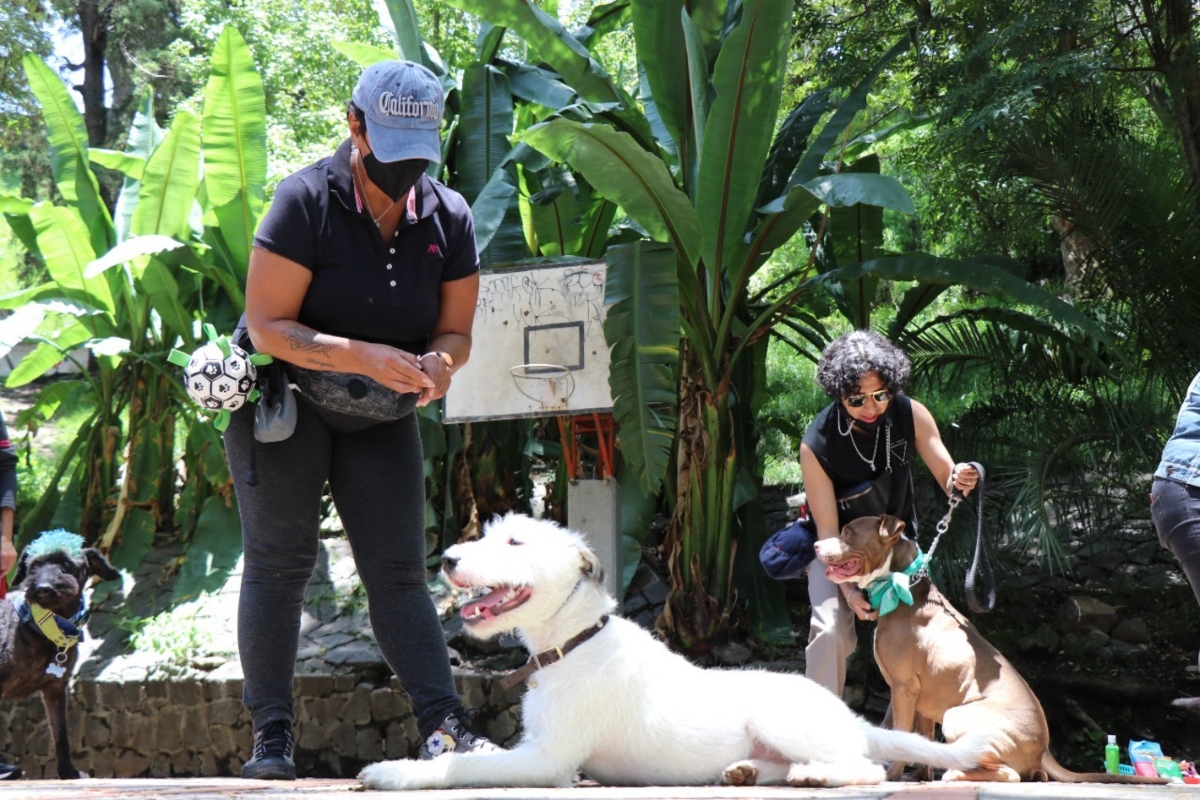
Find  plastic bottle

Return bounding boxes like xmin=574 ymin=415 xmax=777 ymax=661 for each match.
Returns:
xmin=1105 ymin=734 xmax=1120 ymax=775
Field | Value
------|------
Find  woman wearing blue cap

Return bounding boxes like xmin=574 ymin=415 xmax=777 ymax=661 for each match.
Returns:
xmin=223 ymin=60 xmax=494 ymax=779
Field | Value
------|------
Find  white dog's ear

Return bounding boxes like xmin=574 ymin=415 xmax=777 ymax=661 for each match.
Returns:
xmin=579 ymin=546 xmax=605 ymax=585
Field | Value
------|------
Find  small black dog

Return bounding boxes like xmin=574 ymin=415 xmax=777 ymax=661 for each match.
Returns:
xmin=0 ymin=530 xmax=119 ymax=779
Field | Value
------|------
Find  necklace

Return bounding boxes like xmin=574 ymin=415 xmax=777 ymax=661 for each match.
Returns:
xmin=352 ymin=147 xmax=400 ymax=228
xmin=837 ymin=408 xmax=892 ymax=472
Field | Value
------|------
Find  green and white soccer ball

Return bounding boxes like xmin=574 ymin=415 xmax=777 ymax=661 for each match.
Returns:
xmin=182 ymin=341 xmax=257 ymax=412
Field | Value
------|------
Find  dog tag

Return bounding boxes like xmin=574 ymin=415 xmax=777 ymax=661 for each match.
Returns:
xmin=45 ymin=662 xmax=66 ymax=678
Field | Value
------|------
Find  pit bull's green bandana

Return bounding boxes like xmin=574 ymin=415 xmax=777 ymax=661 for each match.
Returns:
xmin=864 ymin=549 xmax=929 ymax=616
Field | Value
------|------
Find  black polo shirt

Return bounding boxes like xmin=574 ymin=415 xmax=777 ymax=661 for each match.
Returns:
xmin=252 ymin=138 xmax=478 ymax=354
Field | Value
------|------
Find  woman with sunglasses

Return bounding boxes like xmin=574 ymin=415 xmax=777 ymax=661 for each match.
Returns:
xmin=799 ymin=330 xmax=978 ymax=697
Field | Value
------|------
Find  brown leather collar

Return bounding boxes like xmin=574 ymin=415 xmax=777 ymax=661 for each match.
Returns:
xmin=500 ymin=616 xmax=610 ymax=689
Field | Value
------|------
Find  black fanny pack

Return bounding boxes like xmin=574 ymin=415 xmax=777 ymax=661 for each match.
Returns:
xmin=288 ymin=365 xmax=417 ymax=422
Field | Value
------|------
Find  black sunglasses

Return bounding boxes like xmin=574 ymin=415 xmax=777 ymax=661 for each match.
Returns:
xmin=844 ymin=389 xmax=893 ymax=408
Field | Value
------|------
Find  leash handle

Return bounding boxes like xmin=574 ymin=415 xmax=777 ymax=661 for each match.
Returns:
xmin=961 ymin=461 xmax=995 ymax=613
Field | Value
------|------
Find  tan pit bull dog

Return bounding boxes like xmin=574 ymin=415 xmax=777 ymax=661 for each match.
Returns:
xmin=814 ymin=515 xmax=1166 ymax=784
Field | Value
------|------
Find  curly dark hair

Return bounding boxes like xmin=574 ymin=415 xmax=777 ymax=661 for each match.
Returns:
xmin=815 ymin=330 xmax=911 ymax=399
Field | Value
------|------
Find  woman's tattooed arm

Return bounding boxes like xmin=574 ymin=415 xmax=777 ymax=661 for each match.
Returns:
xmin=282 ymin=324 xmax=337 ymax=368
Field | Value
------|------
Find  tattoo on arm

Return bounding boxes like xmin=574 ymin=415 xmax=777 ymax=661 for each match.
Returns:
xmin=282 ymin=325 xmax=333 ymax=359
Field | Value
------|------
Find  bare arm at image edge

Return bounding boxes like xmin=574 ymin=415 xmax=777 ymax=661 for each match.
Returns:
xmin=0 ymin=411 xmax=18 ymax=575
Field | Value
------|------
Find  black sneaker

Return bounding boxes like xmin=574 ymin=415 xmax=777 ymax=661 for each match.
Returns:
xmin=0 ymin=760 xmax=20 ymax=780
xmin=241 ymin=719 xmax=296 ymax=780
xmin=419 ymin=711 xmax=501 ymax=759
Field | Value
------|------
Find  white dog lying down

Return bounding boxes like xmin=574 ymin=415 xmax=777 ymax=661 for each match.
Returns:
xmin=359 ymin=514 xmax=992 ymax=790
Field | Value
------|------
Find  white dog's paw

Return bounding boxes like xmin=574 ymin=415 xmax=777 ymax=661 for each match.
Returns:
xmin=358 ymin=759 xmax=445 ymax=791
xmin=722 ymin=760 xmax=759 ymax=786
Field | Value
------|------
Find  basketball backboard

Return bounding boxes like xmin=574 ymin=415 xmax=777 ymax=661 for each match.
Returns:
xmin=444 ymin=260 xmax=613 ymax=423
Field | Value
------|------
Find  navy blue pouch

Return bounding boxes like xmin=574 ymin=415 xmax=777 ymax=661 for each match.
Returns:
xmin=759 ymin=516 xmax=818 ymax=580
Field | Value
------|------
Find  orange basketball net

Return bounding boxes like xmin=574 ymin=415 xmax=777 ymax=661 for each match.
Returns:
xmin=557 ymin=412 xmax=617 ymax=481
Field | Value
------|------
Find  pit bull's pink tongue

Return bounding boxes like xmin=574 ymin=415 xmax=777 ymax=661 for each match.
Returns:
xmin=825 ymin=557 xmax=862 ymax=581
xmin=461 ymin=587 xmax=509 ymax=621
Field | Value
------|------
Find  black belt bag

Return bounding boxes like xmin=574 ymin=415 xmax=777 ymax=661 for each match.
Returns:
xmin=288 ymin=365 xmax=418 ymax=421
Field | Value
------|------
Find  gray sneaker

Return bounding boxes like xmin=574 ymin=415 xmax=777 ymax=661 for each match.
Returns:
xmin=419 ymin=711 xmax=501 ymax=759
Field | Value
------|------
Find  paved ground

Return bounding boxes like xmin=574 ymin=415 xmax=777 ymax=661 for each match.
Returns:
xmin=0 ymin=779 xmax=1197 ymax=800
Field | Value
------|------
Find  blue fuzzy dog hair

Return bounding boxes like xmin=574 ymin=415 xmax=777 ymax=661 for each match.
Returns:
xmin=25 ymin=529 xmax=86 ymax=559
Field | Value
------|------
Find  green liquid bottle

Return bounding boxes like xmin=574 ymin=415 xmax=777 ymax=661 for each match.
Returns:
xmin=1105 ymin=734 xmax=1120 ymax=774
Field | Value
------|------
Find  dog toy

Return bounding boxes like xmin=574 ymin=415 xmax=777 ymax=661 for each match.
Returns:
xmin=168 ymin=324 xmax=274 ymax=431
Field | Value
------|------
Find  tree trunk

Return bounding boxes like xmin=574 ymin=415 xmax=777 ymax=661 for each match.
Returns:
xmin=1154 ymin=0 xmax=1200 ymax=187
xmin=75 ymin=0 xmax=111 ymax=148
xmin=656 ymin=348 xmax=739 ymax=655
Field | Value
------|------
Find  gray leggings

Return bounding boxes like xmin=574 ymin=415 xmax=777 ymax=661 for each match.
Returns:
xmin=223 ymin=394 xmax=461 ymax=737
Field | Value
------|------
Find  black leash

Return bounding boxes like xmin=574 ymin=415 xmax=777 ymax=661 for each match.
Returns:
xmin=913 ymin=461 xmax=994 ymax=613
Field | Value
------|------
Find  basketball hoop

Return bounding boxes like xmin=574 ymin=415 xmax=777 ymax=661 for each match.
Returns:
xmin=509 ymin=364 xmax=575 ymax=411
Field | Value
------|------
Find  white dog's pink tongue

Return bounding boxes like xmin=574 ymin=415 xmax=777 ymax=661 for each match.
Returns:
xmin=462 ymin=588 xmax=508 ymax=621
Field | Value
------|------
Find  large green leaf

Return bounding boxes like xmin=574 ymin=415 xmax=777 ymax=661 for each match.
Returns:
xmin=527 ymin=173 xmax=583 ymax=257
xmin=89 ymin=149 xmax=147 ymax=180
xmin=630 ymin=0 xmax=689 ymax=153
xmin=111 ymin=89 xmax=164 ymax=243
xmin=85 ymin=235 xmax=191 ymax=278
xmin=790 ymin=37 xmax=910 ymax=187
xmin=331 ymin=40 xmax=398 ymax=68
xmin=376 ymin=0 xmax=425 ymax=64
xmin=603 ymin=241 xmax=679 ymax=494
xmin=821 ymin=157 xmax=891 ymax=329
xmin=5 ymin=322 xmax=92 ymax=388
xmin=521 ymin=119 xmax=701 ymax=266
xmin=804 ymin=172 xmax=914 ymax=214
xmin=22 ymin=55 xmax=114 ymax=256
xmin=29 ymin=204 xmax=112 ymax=316
xmin=0 ymin=304 xmax=46 ymax=360
xmin=444 ymin=0 xmax=621 ymax=106
xmin=695 ymin=0 xmax=791 ymax=274
xmin=139 ymin=260 xmax=195 ymax=347
xmin=202 ymin=26 xmax=266 ymax=278
xmin=133 ymin=110 xmax=202 ymax=240
xmin=470 ymin=166 xmax=519 ymax=254
xmin=456 ymin=64 xmax=515 ymax=203
xmin=813 ymin=254 xmax=1116 ymax=348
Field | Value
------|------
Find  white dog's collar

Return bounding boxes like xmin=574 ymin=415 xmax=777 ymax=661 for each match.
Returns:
xmin=501 ymin=615 xmax=609 ymax=689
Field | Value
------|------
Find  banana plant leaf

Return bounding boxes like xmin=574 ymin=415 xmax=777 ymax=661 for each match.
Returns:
xmin=202 ymin=26 xmax=267 ymax=280
xmin=630 ymin=0 xmax=689 ymax=153
xmin=6 ymin=323 xmax=92 ymax=388
xmin=457 ymin=64 xmax=515 ymax=203
xmin=22 ymin=55 xmax=114 ymax=257
xmin=603 ymin=241 xmax=680 ymax=495
xmin=790 ymin=37 xmax=910 ymax=188
xmin=814 ymin=254 xmax=1116 ymax=349
xmin=695 ymin=0 xmax=792 ymax=275
xmin=332 ymin=40 xmax=401 ymax=68
xmin=28 ymin=204 xmax=111 ymax=315
xmin=376 ymin=0 xmax=425 ymax=65
xmin=132 ymin=110 xmax=202 ymax=241
xmin=521 ymin=119 xmax=701 ymax=267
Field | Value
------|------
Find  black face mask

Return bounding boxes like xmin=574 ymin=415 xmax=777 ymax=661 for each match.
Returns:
xmin=360 ymin=150 xmax=428 ymax=201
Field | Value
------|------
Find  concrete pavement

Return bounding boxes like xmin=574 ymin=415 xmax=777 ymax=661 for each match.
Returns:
xmin=0 ymin=779 xmax=1197 ymax=800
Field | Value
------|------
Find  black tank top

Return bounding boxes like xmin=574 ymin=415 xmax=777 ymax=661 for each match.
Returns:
xmin=801 ymin=394 xmax=917 ymax=529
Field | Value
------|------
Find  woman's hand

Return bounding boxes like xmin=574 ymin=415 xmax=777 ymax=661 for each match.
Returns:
xmin=948 ymin=462 xmax=979 ymax=495
xmin=361 ymin=343 xmax=434 ymax=396
xmin=416 ymin=352 xmax=453 ymax=407
xmin=840 ymin=582 xmax=878 ymax=621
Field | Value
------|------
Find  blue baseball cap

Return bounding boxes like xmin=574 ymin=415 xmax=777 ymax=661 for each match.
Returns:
xmin=352 ymin=60 xmax=444 ymax=164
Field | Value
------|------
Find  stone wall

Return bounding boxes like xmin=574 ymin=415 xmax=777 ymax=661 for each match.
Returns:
xmin=0 ymin=669 xmax=523 ymax=779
